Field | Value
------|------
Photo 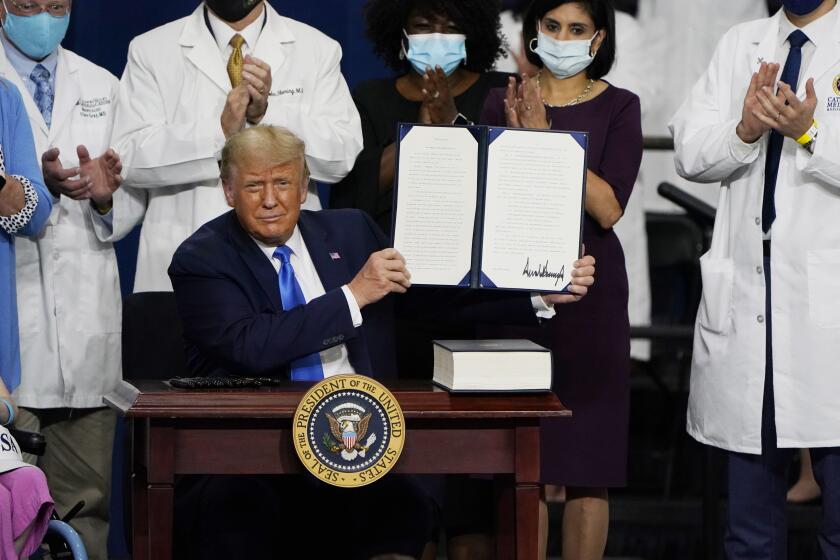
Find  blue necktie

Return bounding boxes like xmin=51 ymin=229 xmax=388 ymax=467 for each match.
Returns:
xmin=762 ymin=29 xmax=809 ymax=234
xmin=273 ymin=245 xmax=325 ymax=381
xmin=29 ymin=64 xmax=54 ymax=128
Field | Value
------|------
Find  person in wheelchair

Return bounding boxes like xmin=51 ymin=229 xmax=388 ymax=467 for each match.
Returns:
xmin=0 ymin=378 xmax=53 ymax=560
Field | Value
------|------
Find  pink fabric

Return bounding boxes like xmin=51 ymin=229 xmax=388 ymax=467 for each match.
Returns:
xmin=0 ymin=466 xmax=54 ymax=559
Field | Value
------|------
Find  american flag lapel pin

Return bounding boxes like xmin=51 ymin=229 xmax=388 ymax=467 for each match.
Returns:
xmin=329 ymin=251 xmax=341 ymax=261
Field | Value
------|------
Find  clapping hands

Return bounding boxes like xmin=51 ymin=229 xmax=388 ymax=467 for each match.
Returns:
xmin=737 ymin=62 xmax=781 ymax=143
xmin=418 ymin=66 xmax=458 ymax=124
xmin=737 ymin=61 xmax=818 ymax=144
xmin=221 ymin=55 xmax=273 ymax=137
xmin=504 ymin=75 xmax=549 ymax=130
xmin=41 ymin=146 xmax=123 ymax=212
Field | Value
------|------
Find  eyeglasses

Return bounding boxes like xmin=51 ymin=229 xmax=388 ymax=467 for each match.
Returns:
xmin=5 ymin=0 xmax=69 ymax=16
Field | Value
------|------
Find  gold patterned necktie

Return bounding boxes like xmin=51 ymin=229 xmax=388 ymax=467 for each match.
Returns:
xmin=227 ymin=34 xmax=246 ymax=87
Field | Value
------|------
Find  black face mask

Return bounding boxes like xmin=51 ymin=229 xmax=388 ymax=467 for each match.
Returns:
xmin=205 ymin=0 xmax=261 ymax=22
xmin=782 ymin=0 xmax=823 ymax=15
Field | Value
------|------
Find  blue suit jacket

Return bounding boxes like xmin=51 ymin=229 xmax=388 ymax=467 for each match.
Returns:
xmin=168 ymin=208 xmax=536 ymax=379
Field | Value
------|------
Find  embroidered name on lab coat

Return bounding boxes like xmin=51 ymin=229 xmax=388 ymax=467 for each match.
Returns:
xmin=270 ymin=87 xmax=303 ymax=97
xmin=78 ymin=97 xmax=111 ymax=119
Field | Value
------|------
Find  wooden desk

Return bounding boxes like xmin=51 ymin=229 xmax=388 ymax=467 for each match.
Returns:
xmin=106 ymin=379 xmax=570 ymax=560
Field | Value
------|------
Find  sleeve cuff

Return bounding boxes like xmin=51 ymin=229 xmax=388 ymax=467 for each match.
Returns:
xmin=205 ymin=117 xmax=227 ymax=162
xmin=341 ymin=285 xmax=364 ymax=327
xmin=90 ymin=203 xmax=115 ymax=229
xmin=530 ymin=293 xmax=556 ymax=320
xmin=728 ymin=121 xmax=762 ymax=163
xmin=0 ymin=176 xmax=38 ymax=235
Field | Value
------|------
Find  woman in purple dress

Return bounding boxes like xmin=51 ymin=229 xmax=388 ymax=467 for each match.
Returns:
xmin=481 ymin=1 xmax=642 ymax=557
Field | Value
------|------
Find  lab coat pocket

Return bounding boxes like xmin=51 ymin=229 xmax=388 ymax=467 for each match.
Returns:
xmin=698 ymin=252 xmax=734 ymax=335
xmin=807 ymin=250 xmax=840 ymax=329
xmin=77 ymin=252 xmax=122 ymax=333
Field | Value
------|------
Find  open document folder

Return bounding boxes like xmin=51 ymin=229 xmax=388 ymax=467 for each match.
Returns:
xmin=392 ymin=123 xmax=587 ymax=293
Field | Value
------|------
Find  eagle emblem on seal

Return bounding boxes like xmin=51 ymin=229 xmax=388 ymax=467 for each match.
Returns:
xmin=325 ymin=403 xmax=378 ymax=461
xmin=834 ymin=74 xmax=840 ymax=97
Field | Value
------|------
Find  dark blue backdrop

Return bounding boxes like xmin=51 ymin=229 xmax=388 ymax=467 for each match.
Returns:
xmin=60 ymin=2 xmax=389 ymax=554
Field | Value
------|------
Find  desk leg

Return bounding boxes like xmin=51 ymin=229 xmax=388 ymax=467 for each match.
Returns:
xmin=148 ymin=485 xmax=174 ymax=560
xmin=131 ymin=419 xmax=149 ymax=560
xmin=495 ymin=478 xmax=515 ymax=560
xmin=146 ymin=421 xmax=175 ymax=560
xmin=132 ymin=470 xmax=149 ymax=559
xmin=515 ymin=484 xmax=541 ymax=559
xmin=515 ymin=424 xmax=541 ymax=560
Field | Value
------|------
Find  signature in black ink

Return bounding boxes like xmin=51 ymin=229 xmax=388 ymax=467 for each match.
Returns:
xmin=522 ymin=258 xmax=565 ymax=286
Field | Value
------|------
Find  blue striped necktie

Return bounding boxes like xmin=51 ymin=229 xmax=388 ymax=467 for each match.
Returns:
xmin=762 ymin=29 xmax=809 ymax=234
xmin=273 ymin=245 xmax=325 ymax=381
xmin=29 ymin=64 xmax=54 ymax=127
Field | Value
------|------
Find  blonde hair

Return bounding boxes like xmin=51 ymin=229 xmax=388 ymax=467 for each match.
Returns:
xmin=219 ymin=125 xmax=310 ymax=182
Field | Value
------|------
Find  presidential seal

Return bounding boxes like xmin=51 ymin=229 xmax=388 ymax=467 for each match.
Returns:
xmin=293 ymin=374 xmax=405 ymax=488
xmin=834 ymin=73 xmax=840 ymax=96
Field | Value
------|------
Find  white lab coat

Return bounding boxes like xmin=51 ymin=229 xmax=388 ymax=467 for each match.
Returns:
xmin=639 ymin=0 xmax=768 ymax=213
xmin=670 ymin=10 xmax=840 ymax=453
xmin=111 ymin=3 xmax=363 ymax=292
xmin=2 ymin=46 xmax=145 ymax=409
xmin=606 ymin=11 xmax=659 ymax=361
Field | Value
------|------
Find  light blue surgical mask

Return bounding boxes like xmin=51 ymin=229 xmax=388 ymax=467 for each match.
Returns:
xmin=2 ymin=2 xmax=70 ymax=60
xmin=530 ymin=26 xmax=599 ymax=80
xmin=402 ymin=30 xmax=467 ymax=76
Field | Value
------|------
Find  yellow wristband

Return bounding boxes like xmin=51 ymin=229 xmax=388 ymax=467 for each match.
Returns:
xmin=796 ymin=120 xmax=818 ymax=145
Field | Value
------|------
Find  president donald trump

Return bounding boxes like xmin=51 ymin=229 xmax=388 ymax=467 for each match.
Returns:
xmin=169 ymin=125 xmax=595 ymax=381
xmin=167 ymin=125 xmax=595 ymax=558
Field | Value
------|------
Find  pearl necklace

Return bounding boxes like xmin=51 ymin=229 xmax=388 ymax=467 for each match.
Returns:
xmin=537 ymin=72 xmax=595 ymax=108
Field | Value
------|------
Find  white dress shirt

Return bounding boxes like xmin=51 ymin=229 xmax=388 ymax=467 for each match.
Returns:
xmin=775 ymin=3 xmax=837 ymax=82
xmin=206 ymin=4 xmax=265 ymax=61
xmin=253 ymin=227 xmax=362 ymax=378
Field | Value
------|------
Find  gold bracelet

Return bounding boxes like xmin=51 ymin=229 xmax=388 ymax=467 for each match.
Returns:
xmin=796 ymin=119 xmax=819 ymax=146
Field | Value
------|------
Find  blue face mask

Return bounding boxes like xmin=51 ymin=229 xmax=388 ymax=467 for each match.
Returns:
xmin=782 ymin=0 xmax=823 ymax=15
xmin=2 ymin=5 xmax=70 ymax=60
xmin=530 ymin=27 xmax=599 ymax=80
xmin=402 ymin=31 xmax=467 ymax=76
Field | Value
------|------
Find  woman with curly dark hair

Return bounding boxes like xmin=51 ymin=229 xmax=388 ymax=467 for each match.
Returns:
xmin=330 ymin=0 xmax=511 ymax=235
xmin=331 ymin=2 xmax=513 ymax=558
